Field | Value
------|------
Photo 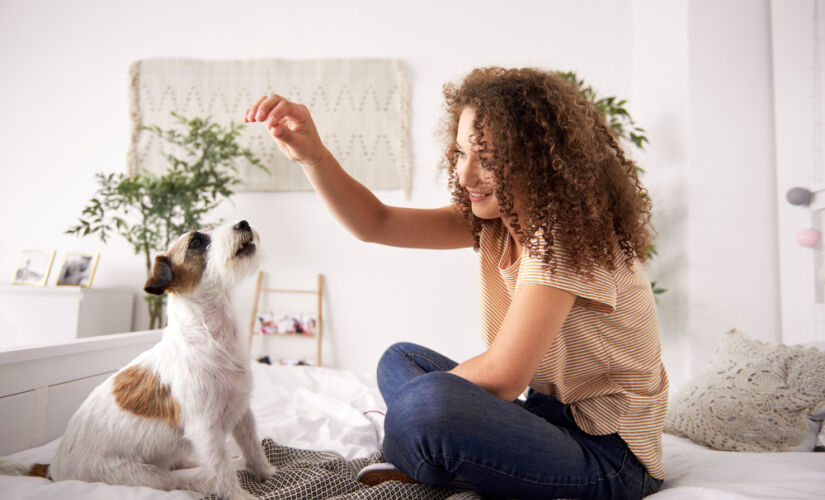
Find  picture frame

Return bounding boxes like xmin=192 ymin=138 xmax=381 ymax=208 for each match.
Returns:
xmin=11 ymin=250 xmax=56 ymax=286
xmin=56 ymin=253 xmax=100 ymax=287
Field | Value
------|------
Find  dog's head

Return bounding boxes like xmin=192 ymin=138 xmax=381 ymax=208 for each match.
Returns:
xmin=143 ymin=220 xmax=261 ymax=297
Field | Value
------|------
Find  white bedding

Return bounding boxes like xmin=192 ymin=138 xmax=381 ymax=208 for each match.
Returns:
xmin=1 ymin=363 xmax=823 ymax=499
xmin=0 ymin=363 xmax=386 ymax=500
xmin=649 ymin=434 xmax=825 ymax=499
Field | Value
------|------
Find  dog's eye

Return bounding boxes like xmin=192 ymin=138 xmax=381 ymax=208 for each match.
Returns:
xmin=188 ymin=237 xmax=203 ymax=250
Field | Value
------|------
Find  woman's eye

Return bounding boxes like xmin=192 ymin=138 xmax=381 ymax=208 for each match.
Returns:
xmin=454 ymin=149 xmax=466 ymax=158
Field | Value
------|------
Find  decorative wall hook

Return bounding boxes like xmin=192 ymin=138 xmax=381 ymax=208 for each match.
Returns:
xmin=786 ymin=186 xmax=813 ymax=206
xmin=797 ymin=228 xmax=821 ymax=247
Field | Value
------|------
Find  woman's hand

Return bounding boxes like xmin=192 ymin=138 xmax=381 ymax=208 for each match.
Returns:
xmin=244 ymin=95 xmax=329 ymax=167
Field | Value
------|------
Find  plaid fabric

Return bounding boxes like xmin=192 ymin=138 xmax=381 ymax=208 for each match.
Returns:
xmin=200 ymin=439 xmax=484 ymax=500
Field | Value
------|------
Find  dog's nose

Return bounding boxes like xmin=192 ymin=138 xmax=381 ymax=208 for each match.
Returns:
xmin=234 ymin=220 xmax=251 ymax=232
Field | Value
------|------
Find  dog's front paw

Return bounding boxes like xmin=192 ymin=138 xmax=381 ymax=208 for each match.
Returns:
xmin=212 ymin=473 xmax=256 ymax=500
xmin=219 ymin=482 xmax=257 ymax=500
xmin=249 ymin=462 xmax=276 ymax=483
xmin=225 ymin=490 xmax=256 ymax=500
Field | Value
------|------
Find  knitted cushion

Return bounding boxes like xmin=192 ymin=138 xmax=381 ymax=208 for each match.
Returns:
xmin=663 ymin=329 xmax=825 ymax=452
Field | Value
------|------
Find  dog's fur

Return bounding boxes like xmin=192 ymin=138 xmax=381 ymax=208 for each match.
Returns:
xmin=0 ymin=220 xmax=273 ymax=499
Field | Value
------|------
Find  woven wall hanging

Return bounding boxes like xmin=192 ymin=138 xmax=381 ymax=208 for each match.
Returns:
xmin=128 ymin=58 xmax=411 ymax=196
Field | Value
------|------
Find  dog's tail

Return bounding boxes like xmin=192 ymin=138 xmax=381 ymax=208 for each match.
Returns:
xmin=0 ymin=457 xmax=50 ymax=479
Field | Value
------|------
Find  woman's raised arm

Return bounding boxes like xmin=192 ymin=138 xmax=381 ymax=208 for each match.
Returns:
xmin=245 ymin=95 xmax=472 ymax=249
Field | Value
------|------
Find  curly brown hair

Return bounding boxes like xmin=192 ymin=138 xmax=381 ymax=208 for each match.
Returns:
xmin=440 ymin=67 xmax=653 ymax=274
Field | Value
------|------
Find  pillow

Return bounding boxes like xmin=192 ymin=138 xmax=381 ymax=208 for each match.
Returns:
xmin=785 ymin=400 xmax=825 ymax=451
xmin=815 ymin=406 xmax=825 ymax=450
xmin=799 ymin=341 xmax=825 ymax=352
xmin=797 ymin=342 xmax=825 ymax=450
xmin=663 ymin=329 xmax=825 ymax=452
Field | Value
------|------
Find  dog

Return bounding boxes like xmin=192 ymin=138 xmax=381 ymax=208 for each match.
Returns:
xmin=1 ymin=220 xmax=274 ymax=499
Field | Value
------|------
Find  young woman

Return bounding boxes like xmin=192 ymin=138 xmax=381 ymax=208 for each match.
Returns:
xmin=244 ymin=67 xmax=668 ymax=499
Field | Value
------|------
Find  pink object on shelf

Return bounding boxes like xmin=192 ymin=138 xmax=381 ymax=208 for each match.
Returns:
xmin=797 ymin=228 xmax=821 ymax=247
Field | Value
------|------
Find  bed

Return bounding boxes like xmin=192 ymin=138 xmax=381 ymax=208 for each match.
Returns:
xmin=1 ymin=332 xmax=823 ymax=499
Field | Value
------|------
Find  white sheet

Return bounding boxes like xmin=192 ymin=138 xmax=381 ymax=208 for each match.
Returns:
xmin=243 ymin=363 xmax=385 ymax=461
xmin=650 ymin=434 xmax=825 ymax=499
xmin=0 ymin=364 xmax=387 ymax=500
xmin=2 ymin=363 xmax=824 ymax=499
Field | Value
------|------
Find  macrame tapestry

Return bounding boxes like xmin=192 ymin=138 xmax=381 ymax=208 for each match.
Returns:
xmin=128 ymin=58 xmax=411 ymax=195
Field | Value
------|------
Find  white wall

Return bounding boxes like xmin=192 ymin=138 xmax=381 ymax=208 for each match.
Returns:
xmin=629 ymin=0 xmax=780 ymax=390
xmin=631 ymin=0 xmax=692 ymax=390
xmin=0 ymin=0 xmax=783 ymax=388
xmin=685 ymin=0 xmax=781 ymax=378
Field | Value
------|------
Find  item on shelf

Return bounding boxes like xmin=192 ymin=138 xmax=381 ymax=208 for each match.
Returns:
xmin=248 ymin=271 xmax=324 ymax=366
xmin=278 ymin=358 xmax=312 ymax=367
xmin=11 ymin=250 xmax=55 ymax=286
xmin=56 ymin=253 xmax=100 ymax=287
xmin=256 ymin=312 xmax=318 ymax=336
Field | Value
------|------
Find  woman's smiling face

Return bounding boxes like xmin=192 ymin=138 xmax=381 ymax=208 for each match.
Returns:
xmin=455 ymin=107 xmax=502 ymax=220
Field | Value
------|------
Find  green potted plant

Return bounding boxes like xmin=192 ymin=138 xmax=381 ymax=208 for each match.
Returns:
xmin=67 ymin=113 xmax=266 ymax=328
xmin=558 ymin=71 xmax=649 ymax=152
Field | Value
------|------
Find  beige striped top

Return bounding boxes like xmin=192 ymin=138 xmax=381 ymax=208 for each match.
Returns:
xmin=479 ymin=220 xmax=668 ymax=479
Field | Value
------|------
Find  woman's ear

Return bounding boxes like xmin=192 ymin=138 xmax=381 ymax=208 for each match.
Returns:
xmin=144 ymin=255 xmax=174 ymax=295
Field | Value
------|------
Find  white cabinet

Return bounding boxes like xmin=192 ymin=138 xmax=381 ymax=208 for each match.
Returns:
xmin=0 ymin=285 xmax=134 ymax=348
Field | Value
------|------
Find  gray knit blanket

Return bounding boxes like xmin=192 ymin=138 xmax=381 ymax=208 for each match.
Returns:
xmin=201 ymin=438 xmax=484 ymax=500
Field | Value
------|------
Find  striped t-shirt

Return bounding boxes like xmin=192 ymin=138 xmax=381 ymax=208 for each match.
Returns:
xmin=479 ymin=220 xmax=668 ymax=479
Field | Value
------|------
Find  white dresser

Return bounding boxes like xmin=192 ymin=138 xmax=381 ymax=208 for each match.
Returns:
xmin=0 ymin=285 xmax=134 ymax=348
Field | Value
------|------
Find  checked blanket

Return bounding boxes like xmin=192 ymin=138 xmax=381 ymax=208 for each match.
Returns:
xmin=201 ymin=438 xmax=483 ymax=500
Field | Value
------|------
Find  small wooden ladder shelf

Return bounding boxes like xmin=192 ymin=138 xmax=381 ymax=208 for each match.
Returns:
xmin=247 ymin=271 xmax=323 ymax=366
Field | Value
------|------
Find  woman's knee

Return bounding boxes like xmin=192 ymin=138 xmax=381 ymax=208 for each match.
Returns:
xmin=378 ymin=342 xmax=420 ymax=368
xmin=377 ymin=342 xmax=425 ymax=404
xmin=376 ymin=342 xmax=428 ymax=382
xmin=377 ymin=341 xmax=413 ymax=375
xmin=382 ymin=372 xmax=472 ymax=485
xmin=385 ymin=371 xmax=467 ymax=438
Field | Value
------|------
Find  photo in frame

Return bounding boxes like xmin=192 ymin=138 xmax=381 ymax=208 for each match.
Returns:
xmin=11 ymin=250 xmax=56 ymax=286
xmin=56 ymin=253 xmax=100 ymax=287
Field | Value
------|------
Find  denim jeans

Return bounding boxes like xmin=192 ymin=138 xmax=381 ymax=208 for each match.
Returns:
xmin=378 ymin=342 xmax=663 ymax=500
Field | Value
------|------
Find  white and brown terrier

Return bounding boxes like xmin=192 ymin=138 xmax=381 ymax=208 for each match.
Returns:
xmin=1 ymin=220 xmax=274 ymax=499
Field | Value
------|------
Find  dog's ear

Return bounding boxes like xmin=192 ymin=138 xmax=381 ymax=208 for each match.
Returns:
xmin=144 ymin=255 xmax=174 ymax=295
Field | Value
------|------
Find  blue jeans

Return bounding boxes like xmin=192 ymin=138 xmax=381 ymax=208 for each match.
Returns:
xmin=378 ymin=342 xmax=663 ymax=500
